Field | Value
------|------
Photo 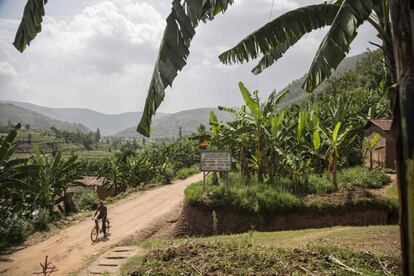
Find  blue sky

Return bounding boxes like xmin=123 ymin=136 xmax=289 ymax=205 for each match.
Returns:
xmin=0 ymin=0 xmax=379 ymax=114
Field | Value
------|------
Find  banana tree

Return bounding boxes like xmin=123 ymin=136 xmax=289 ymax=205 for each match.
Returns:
xmin=218 ymin=82 xmax=288 ymax=182
xmin=220 ymin=0 xmax=394 ymax=90
xmin=30 ymin=150 xmax=83 ymax=213
xmin=363 ymin=133 xmax=381 ymax=169
xmin=0 ymin=123 xmax=39 ymax=216
xmin=317 ymin=122 xmax=354 ymax=188
xmin=98 ymin=155 xmax=128 ymax=194
xmin=210 ymin=109 xmax=252 ymax=179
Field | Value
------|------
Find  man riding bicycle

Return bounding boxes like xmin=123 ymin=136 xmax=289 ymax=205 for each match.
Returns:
xmin=93 ymin=201 xmax=108 ymax=238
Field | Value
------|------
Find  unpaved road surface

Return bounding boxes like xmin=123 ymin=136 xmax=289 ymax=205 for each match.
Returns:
xmin=0 ymin=173 xmax=202 ymax=275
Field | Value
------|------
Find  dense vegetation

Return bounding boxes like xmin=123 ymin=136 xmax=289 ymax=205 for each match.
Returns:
xmin=0 ymin=123 xmax=199 ymax=251
xmin=185 ymin=167 xmax=395 ymax=214
xmin=209 ymin=51 xmax=390 ymax=187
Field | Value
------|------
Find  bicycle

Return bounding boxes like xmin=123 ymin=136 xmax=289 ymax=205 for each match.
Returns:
xmin=91 ymin=218 xmax=110 ymax=242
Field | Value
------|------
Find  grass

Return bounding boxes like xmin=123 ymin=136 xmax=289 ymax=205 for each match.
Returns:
xmin=175 ymin=164 xmax=199 ymax=180
xmin=184 ymin=167 xmax=396 ymax=214
xmin=337 ymin=166 xmax=391 ymax=189
xmin=386 ymin=181 xmax=398 ymax=202
xmin=120 ymin=255 xmax=143 ymax=276
xmin=122 ymin=225 xmax=400 ymax=275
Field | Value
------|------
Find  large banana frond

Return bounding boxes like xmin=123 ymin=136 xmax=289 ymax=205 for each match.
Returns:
xmin=302 ymin=0 xmax=375 ymax=91
xmin=0 ymin=123 xmax=21 ymax=165
xmin=264 ymin=89 xmax=289 ymax=114
xmin=252 ymin=36 xmax=301 ymax=75
xmin=137 ymin=0 xmax=234 ymax=137
xmin=238 ymin=82 xmax=260 ymax=118
xmin=219 ymin=4 xmax=339 ymax=72
xmin=13 ymin=0 xmax=48 ymax=52
xmin=218 ymin=106 xmax=253 ymax=121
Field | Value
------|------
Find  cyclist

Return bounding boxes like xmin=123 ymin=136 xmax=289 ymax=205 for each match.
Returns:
xmin=92 ymin=201 xmax=108 ymax=238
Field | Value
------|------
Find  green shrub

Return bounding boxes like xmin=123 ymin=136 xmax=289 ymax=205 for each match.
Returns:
xmin=307 ymin=175 xmax=335 ymax=194
xmin=184 ymin=167 xmax=396 ymax=214
xmin=304 ymin=167 xmax=390 ymax=194
xmin=74 ymin=187 xmax=99 ymax=211
xmin=337 ymin=166 xmax=391 ymax=189
xmin=32 ymin=208 xmax=51 ymax=231
xmin=175 ymin=165 xmax=199 ymax=180
xmin=0 ymin=216 xmax=32 ymax=251
xmin=156 ymin=162 xmax=174 ymax=184
xmin=185 ymin=180 xmax=301 ymax=214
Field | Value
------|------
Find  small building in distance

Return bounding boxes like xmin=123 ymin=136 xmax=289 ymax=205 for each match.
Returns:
xmin=73 ymin=176 xmax=116 ymax=200
xmin=363 ymin=119 xmax=396 ymax=169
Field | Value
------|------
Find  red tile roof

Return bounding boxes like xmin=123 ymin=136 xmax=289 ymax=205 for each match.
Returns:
xmin=369 ymin=119 xmax=392 ymax=131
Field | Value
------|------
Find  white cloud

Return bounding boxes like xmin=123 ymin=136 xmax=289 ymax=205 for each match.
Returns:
xmin=0 ymin=0 xmax=379 ymax=114
xmin=0 ymin=61 xmax=17 ymax=80
xmin=0 ymin=0 xmax=165 ymax=112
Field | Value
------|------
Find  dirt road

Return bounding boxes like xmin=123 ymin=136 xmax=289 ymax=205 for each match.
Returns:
xmin=0 ymin=173 xmax=202 ymax=275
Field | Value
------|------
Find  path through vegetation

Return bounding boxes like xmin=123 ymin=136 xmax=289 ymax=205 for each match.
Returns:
xmin=0 ymin=173 xmax=202 ymax=275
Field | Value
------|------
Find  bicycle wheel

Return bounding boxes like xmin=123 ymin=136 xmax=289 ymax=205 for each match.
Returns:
xmin=90 ymin=227 xmax=98 ymax=242
xmin=104 ymin=220 xmax=110 ymax=235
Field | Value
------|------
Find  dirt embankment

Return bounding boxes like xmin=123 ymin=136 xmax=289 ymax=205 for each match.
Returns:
xmin=174 ymin=188 xmax=398 ymax=236
xmin=0 ymin=173 xmax=203 ymax=276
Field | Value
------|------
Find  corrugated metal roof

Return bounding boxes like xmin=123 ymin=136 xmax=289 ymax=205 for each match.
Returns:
xmin=369 ymin=119 xmax=392 ymax=131
xmin=78 ymin=176 xmax=105 ymax=186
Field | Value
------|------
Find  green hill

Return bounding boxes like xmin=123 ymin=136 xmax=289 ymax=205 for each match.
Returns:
xmin=114 ymin=108 xmax=234 ymax=139
xmin=280 ymin=52 xmax=367 ymax=105
xmin=0 ymin=101 xmax=169 ymax=136
xmin=0 ymin=103 xmax=90 ymax=132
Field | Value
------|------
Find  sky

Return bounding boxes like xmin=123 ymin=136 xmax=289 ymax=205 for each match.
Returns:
xmin=0 ymin=0 xmax=380 ymax=114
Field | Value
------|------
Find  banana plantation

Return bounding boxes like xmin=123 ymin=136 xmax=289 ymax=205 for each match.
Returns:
xmin=0 ymin=124 xmax=198 ymax=250
xmin=3 ymin=0 xmax=414 ymax=274
xmin=209 ymin=52 xmax=389 ymax=187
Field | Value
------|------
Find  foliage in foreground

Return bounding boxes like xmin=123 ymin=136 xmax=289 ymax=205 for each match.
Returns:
xmin=209 ymin=51 xmax=390 ymax=186
xmin=0 ymin=124 xmax=199 ymax=250
xmin=129 ymin=242 xmax=399 ymax=275
xmin=184 ymin=167 xmax=394 ymax=214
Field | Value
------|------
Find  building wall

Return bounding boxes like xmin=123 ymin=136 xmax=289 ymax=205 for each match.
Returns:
xmin=363 ymin=132 xmax=387 ymax=169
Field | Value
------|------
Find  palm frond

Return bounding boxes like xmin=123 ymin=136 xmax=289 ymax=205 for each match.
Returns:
xmin=219 ymin=4 xmax=339 ymax=70
xmin=238 ymin=82 xmax=260 ymax=118
xmin=302 ymin=0 xmax=375 ymax=91
xmin=0 ymin=123 xmax=21 ymax=165
xmin=137 ymin=0 xmax=234 ymax=137
xmin=13 ymin=0 xmax=48 ymax=52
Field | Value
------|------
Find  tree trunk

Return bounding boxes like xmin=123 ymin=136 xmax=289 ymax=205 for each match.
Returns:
xmin=332 ymin=153 xmax=338 ymax=190
xmin=369 ymin=150 xmax=373 ymax=170
xmin=63 ymin=191 xmax=77 ymax=213
xmin=389 ymin=1 xmax=414 ymax=274
xmin=212 ymin=172 xmax=219 ymax=185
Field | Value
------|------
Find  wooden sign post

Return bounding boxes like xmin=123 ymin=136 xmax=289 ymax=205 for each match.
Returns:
xmin=200 ymin=150 xmax=232 ymax=190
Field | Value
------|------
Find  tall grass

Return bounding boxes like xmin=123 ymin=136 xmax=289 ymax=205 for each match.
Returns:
xmin=184 ymin=166 xmax=395 ymax=214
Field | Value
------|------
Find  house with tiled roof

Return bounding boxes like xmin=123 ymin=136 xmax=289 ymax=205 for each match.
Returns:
xmin=363 ymin=119 xmax=396 ymax=169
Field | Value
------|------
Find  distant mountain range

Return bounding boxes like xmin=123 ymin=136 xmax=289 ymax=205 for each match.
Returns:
xmin=0 ymin=52 xmax=369 ymax=138
xmin=114 ymin=108 xmax=235 ymax=139
xmin=280 ymin=52 xmax=366 ymax=106
xmin=0 ymin=101 xmax=168 ymax=136
xmin=0 ymin=103 xmax=90 ymax=133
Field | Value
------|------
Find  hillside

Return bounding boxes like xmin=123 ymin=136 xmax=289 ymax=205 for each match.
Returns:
xmin=114 ymin=108 xmax=234 ymax=139
xmin=0 ymin=104 xmax=90 ymax=132
xmin=1 ymin=52 xmax=370 ymax=138
xmin=280 ymin=52 xmax=367 ymax=105
xmin=0 ymin=101 xmax=168 ymax=136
